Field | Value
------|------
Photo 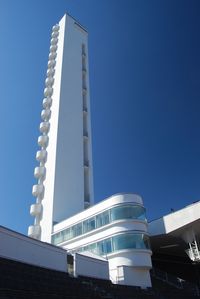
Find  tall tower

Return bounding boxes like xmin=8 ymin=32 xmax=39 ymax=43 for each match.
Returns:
xmin=28 ymin=14 xmax=94 ymax=243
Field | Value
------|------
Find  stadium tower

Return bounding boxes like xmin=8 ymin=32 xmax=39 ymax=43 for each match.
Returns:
xmin=28 ymin=14 xmax=94 ymax=242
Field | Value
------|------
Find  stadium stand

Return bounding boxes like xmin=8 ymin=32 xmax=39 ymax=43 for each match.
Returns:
xmin=0 ymin=256 xmax=200 ymax=299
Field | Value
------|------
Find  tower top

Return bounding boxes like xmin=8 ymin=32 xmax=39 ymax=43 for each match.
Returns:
xmin=62 ymin=13 xmax=88 ymax=33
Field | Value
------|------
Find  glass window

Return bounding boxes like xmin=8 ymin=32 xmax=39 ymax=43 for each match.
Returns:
xmin=52 ymin=204 xmax=147 ymax=245
xmin=83 ymin=217 xmax=96 ymax=233
xmin=63 ymin=228 xmax=72 ymax=241
xmin=110 ymin=205 xmax=146 ymax=221
xmin=72 ymin=223 xmax=82 ymax=238
xmin=132 ymin=206 xmax=146 ymax=220
xmin=71 ymin=226 xmax=76 ymax=238
xmin=76 ymin=233 xmax=150 ymax=257
xmin=112 ymin=234 xmax=135 ymax=251
xmin=83 ymin=245 xmax=89 ymax=252
xmin=52 ymin=231 xmax=63 ymax=245
xmin=104 ymin=238 xmax=112 ymax=254
xmin=111 ymin=205 xmax=131 ymax=221
xmin=112 ymin=233 xmax=150 ymax=252
xmin=88 ymin=243 xmax=97 ymax=254
xmin=51 ymin=234 xmax=56 ymax=244
xmin=76 ymin=223 xmax=83 ymax=236
xmin=96 ymin=239 xmax=112 ymax=255
xmin=96 ymin=210 xmax=110 ymax=228
xmin=96 ymin=240 xmax=105 ymax=255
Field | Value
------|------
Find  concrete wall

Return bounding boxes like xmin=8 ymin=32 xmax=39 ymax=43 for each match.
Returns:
xmin=108 ymin=250 xmax=152 ymax=287
xmin=53 ymin=14 xmax=85 ymax=221
xmin=0 ymin=226 xmax=67 ymax=272
xmin=118 ymin=266 xmax=151 ymax=288
xmin=74 ymin=252 xmax=109 ymax=280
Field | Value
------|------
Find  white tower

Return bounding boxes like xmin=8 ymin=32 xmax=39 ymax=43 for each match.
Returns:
xmin=28 ymin=14 xmax=94 ymax=243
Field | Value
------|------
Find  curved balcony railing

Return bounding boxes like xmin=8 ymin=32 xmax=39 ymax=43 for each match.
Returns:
xmin=28 ymin=224 xmax=41 ymax=238
xmin=36 ymin=150 xmax=47 ymax=162
xmin=39 ymin=122 xmax=50 ymax=134
xmin=34 ymin=166 xmax=46 ymax=179
xmin=38 ymin=135 xmax=49 ymax=147
xmin=32 ymin=184 xmax=44 ymax=197
xmin=30 ymin=203 xmax=42 ymax=216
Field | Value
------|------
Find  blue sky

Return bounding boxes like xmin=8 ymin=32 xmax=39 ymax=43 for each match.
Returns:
xmin=0 ymin=0 xmax=200 ymax=235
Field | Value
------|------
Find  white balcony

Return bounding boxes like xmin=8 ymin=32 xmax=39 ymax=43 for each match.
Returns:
xmin=36 ymin=150 xmax=47 ymax=162
xmin=34 ymin=166 xmax=46 ymax=179
xmin=38 ymin=135 xmax=49 ymax=147
xmin=32 ymin=184 xmax=44 ymax=197
xmin=43 ymin=97 xmax=52 ymax=109
xmin=47 ymin=60 xmax=56 ymax=68
xmin=49 ymin=52 xmax=57 ymax=60
xmin=30 ymin=203 xmax=42 ymax=216
xmin=39 ymin=122 xmax=50 ymax=134
xmin=51 ymin=31 xmax=59 ymax=38
xmin=50 ymin=45 xmax=57 ymax=53
xmin=46 ymin=68 xmax=55 ymax=77
xmin=28 ymin=225 xmax=41 ymax=238
xmin=52 ymin=24 xmax=60 ymax=32
xmin=44 ymin=87 xmax=53 ymax=97
xmin=41 ymin=109 xmax=51 ymax=121
xmin=45 ymin=77 xmax=54 ymax=87
xmin=50 ymin=37 xmax=58 ymax=45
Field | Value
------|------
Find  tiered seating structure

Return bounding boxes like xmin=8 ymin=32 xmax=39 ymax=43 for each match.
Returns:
xmin=0 ymin=257 xmax=199 ymax=299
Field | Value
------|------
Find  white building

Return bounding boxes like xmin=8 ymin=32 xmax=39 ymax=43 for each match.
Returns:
xmin=52 ymin=193 xmax=152 ymax=287
xmin=28 ymin=14 xmax=94 ymax=243
xmin=28 ymin=13 xmax=152 ymax=287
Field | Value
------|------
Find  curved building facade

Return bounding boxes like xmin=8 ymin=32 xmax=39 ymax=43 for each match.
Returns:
xmin=52 ymin=193 xmax=152 ymax=287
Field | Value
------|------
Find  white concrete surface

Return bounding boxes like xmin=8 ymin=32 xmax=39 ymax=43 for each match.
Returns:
xmin=74 ymin=252 xmax=109 ymax=280
xmin=0 ymin=226 xmax=67 ymax=272
xmin=149 ymin=201 xmax=200 ymax=236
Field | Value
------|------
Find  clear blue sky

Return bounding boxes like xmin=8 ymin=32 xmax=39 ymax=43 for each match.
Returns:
xmin=0 ymin=0 xmax=200 ymax=235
